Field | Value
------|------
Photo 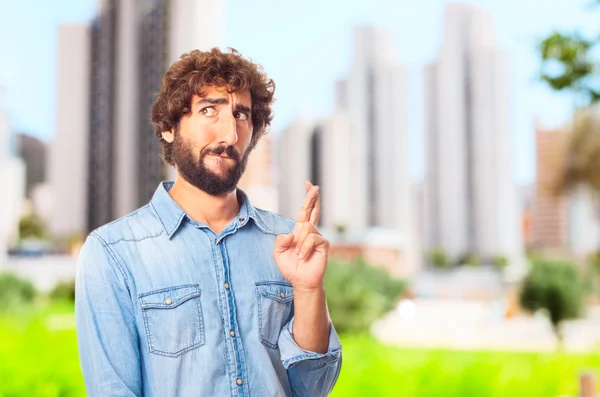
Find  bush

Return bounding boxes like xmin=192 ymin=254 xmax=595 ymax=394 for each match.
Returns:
xmin=457 ymin=251 xmax=480 ymax=267
xmin=0 ymin=273 xmax=37 ymax=312
xmin=519 ymin=259 xmax=584 ymax=346
xmin=324 ymin=258 xmax=407 ymax=334
xmin=18 ymin=214 xmax=47 ymax=240
xmin=493 ymin=255 xmax=509 ymax=270
xmin=429 ymin=248 xmax=449 ymax=269
xmin=50 ymin=280 xmax=76 ymax=303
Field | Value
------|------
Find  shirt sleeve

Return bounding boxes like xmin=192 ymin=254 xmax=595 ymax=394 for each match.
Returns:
xmin=75 ymin=234 xmax=142 ymax=397
xmin=278 ymin=317 xmax=342 ymax=397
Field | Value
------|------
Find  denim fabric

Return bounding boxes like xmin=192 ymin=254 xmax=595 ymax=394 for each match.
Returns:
xmin=75 ymin=182 xmax=342 ymax=397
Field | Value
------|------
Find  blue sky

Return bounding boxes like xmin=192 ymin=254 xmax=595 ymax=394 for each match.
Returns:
xmin=0 ymin=0 xmax=597 ymax=183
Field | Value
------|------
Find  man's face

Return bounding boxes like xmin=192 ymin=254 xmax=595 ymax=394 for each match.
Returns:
xmin=168 ymin=86 xmax=254 ymax=196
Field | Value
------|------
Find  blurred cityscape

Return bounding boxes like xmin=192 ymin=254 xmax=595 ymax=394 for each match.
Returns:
xmin=1 ymin=0 xmax=600 ymax=395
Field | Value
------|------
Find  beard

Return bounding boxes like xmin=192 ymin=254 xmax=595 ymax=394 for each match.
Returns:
xmin=171 ymin=135 xmax=250 ymax=196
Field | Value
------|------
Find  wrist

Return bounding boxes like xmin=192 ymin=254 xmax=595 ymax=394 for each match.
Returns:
xmin=292 ymin=284 xmax=327 ymax=312
xmin=292 ymin=283 xmax=325 ymax=296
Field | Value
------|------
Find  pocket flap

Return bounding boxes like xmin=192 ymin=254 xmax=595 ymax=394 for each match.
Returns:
xmin=139 ymin=284 xmax=201 ymax=309
xmin=256 ymin=281 xmax=294 ymax=303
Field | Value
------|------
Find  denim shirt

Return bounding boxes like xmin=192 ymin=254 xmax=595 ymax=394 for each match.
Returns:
xmin=75 ymin=182 xmax=342 ymax=397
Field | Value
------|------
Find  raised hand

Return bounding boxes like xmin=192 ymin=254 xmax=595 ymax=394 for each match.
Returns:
xmin=273 ymin=181 xmax=329 ymax=291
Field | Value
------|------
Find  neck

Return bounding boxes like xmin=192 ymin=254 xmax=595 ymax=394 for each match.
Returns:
xmin=168 ymin=172 xmax=240 ymax=233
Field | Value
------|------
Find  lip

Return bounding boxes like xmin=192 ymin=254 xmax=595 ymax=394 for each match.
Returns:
xmin=208 ymin=154 xmax=232 ymax=159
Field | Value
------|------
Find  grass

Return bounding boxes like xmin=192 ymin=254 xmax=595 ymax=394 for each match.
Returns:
xmin=0 ymin=305 xmax=599 ymax=396
xmin=332 ymin=334 xmax=600 ymax=397
xmin=0 ymin=302 xmax=84 ymax=397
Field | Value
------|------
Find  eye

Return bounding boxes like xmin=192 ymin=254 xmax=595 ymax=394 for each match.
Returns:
xmin=200 ymin=107 xmax=217 ymax=117
xmin=235 ymin=112 xmax=249 ymax=121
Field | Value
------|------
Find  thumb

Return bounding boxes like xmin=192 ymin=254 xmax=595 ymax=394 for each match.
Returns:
xmin=274 ymin=233 xmax=294 ymax=255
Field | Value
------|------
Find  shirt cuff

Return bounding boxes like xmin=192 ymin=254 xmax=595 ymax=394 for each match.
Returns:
xmin=278 ymin=317 xmax=342 ymax=369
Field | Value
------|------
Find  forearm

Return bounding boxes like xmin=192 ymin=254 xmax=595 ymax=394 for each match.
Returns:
xmin=292 ymin=285 xmax=330 ymax=354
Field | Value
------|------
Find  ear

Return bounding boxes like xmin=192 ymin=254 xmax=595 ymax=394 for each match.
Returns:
xmin=161 ymin=129 xmax=175 ymax=143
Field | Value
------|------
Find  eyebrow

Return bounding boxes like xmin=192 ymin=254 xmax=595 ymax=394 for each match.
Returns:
xmin=195 ymin=97 xmax=252 ymax=114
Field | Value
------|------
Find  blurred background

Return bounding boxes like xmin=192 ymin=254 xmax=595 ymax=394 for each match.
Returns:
xmin=1 ymin=0 xmax=600 ymax=395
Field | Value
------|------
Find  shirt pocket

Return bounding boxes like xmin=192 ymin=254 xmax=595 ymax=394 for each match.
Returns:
xmin=138 ymin=284 xmax=205 ymax=357
xmin=255 ymin=281 xmax=294 ymax=349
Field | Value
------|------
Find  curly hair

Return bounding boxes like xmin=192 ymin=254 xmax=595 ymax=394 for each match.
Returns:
xmin=150 ymin=48 xmax=275 ymax=165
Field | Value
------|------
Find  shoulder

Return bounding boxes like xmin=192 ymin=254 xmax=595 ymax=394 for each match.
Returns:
xmin=89 ymin=204 xmax=165 ymax=246
xmin=252 ymin=207 xmax=296 ymax=236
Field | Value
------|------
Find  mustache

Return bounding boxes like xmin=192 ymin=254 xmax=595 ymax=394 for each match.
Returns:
xmin=201 ymin=145 xmax=241 ymax=162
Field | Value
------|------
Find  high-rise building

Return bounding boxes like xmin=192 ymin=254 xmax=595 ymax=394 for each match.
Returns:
xmin=531 ymin=121 xmax=600 ymax=255
xmin=87 ymin=4 xmax=116 ymax=232
xmin=531 ymin=122 xmax=569 ymax=251
xmin=278 ymin=114 xmax=317 ymax=222
xmin=0 ymin=89 xmax=26 ymax=264
xmin=278 ymin=111 xmax=354 ymax=228
xmin=52 ymin=0 xmax=222 ymax=235
xmin=337 ymin=26 xmax=409 ymax=232
xmin=423 ymin=4 xmax=523 ymax=264
xmin=15 ymin=133 xmax=47 ymax=198
xmin=49 ymin=24 xmax=90 ymax=239
xmin=567 ymin=186 xmax=600 ymax=255
xmin=238 ymin=135 xmax=278 ymax=212
xmin=87 ymin=0 xmax=170 ymax=231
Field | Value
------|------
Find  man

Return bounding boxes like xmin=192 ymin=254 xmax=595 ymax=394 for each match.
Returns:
xmin=75 ymin=48 xmax=342 ymax=397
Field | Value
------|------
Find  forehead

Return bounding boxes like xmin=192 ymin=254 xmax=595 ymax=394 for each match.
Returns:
xmin=194 ymin=85 xmax=251 ymax=106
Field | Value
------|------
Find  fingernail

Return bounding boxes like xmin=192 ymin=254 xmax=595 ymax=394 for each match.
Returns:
xmin=298 ymin=251 xmax=303 ymax=258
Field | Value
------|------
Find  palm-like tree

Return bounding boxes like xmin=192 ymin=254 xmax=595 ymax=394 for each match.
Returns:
xmin=553 ymin=106 xmax=600 ymax=194
xmin=539 ymin=14 xmax=600 ymax=291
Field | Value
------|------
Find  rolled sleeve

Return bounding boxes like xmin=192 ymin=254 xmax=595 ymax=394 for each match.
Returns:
xmin=279 ymin=317 xmax=342 ymax=396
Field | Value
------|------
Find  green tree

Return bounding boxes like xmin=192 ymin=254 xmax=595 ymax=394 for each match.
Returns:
xmin=539 ymin=4 xmax=600 ymax=258
xmin=539 ymin=31 xmax=599 ymax=106
xmin=519 ymin=259 xmax=584 ymax=348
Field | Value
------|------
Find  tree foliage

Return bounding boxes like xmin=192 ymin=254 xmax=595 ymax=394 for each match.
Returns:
xmin=324 ymin=258 xmax=407 ymax=333
xmin=519 ymin=259 xmax=584 ymax=346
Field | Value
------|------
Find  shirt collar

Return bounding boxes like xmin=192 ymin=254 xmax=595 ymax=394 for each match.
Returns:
xmin=150 ymin=182 xmax=270 ymax=238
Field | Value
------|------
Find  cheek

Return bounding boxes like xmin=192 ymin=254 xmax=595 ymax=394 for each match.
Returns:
xmin=188 ymin=122 xmax=219 ymax=146
xmin=239 ymin=123 xmax=253 ymax=142
xmin=237 ymin=129 xmax=253 ymax=153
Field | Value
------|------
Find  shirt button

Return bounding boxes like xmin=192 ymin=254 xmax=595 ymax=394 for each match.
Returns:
xmin=230 ymin=330 xmax=235 ymax=337
xmin=238 ymin=217 xmax=244 ymax=222
xmin=280 ymin=292 xmax=285 ymax=299
xmin=236 ymin=379 xmax=243 ymax=386
xmin=165 ymin=298 xmax=172 ymax=305
xmin=224 ymin=283 xmax=230 ymax=290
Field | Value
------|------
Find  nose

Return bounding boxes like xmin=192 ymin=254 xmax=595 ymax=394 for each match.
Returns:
xmin=218 ymin=110 xmax=238 ymax=146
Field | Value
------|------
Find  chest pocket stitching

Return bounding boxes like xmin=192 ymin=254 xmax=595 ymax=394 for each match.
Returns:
xmin=139 ymin=284 xmax=205 ymax=357
xmin=256 ymin=281 xmax=294 ymax=349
